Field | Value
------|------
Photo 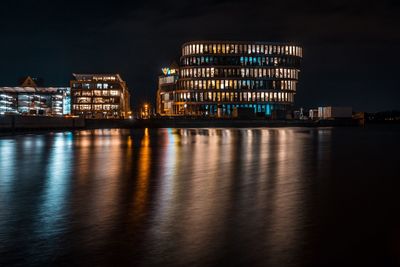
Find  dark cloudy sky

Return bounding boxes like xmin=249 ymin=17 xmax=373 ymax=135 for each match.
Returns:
xmin=1 ymin=0 xmax=399 ymax=111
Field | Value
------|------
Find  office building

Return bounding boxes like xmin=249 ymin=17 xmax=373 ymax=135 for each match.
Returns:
xmin=157 ymin=62 xmax=179 ymax=116
xmin=0 ymin=76 xmax=70 ymax=116
xmin=71 ymin=74 xmax=131 ymax=119
xmin=157 ymin=41 xmax=303 ymax=117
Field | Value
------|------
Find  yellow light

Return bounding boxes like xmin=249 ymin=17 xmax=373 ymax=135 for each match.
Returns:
xmin=162 ymin=68 xmax=169 ymax=75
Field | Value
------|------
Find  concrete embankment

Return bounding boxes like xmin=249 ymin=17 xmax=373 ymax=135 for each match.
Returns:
xmin=0 ymin=115 xmax=85 ymax=132
xmin=134 ymin=118 xmax=359 ymax=128
xmin=0 ymin=115 xmax=360 ymax=134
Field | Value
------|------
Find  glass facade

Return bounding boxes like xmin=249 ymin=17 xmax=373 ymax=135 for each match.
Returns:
xmin=158 ymin=41 xmax=303 ymax=117
xmin=0 ymin=87 xmax=71 ymax=116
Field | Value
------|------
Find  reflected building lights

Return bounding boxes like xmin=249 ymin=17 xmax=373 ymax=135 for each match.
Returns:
xmin=179 ymin=128 xmax=226 ymax=261
xmin=0 ymin=140 xmax=16 ymax=201
xmin=0 ymin=128 xmax=338 ymax=266
xmin=266 ymin=128 xmax=306 ymax=264
xmin=151 ymin=129 xmax=179 ymax=238
xmin=38 ymin=134 xmax=72 ymax=239
xmin=81 ymin=130 xmax=124 ymax=246
xmin=132 ymin=128 xmax=151 ymax=220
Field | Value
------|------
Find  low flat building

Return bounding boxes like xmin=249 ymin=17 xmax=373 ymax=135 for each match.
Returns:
xmin=309 ymin=109 xmax=319 ymax=120
xmin=0 ymin=76 xmax=70 ymax=116
xmin=317 ymin=106 xmax=352 ymax=119
xmin=70 ymin=74 xmax=131 ymax=119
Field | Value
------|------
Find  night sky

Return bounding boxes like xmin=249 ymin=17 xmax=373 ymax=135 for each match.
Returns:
xmin=1 ymin=0 xmax=399 ymax=112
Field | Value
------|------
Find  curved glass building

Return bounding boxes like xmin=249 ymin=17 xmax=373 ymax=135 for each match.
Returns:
xmin=157 ymin=41 xmax=302 ymax=118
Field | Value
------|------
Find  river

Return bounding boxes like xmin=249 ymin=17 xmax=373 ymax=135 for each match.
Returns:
xmin=1 ymin=127 xmax=400 ymax=266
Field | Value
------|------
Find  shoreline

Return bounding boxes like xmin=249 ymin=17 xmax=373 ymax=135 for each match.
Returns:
xmin=0 ymin=118 xmax=398 ymax=137
xmin=0 ymin=115 xmax=369 ymax=136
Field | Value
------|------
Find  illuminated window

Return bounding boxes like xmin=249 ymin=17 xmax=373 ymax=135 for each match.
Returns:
xmin=82 ymin=91 xmax=92 ymax=96
xmin=77 ymin=97 xmax=91 ymax=103
xmin=80 ymin=104 xmax=91 ymax=110
xmin=94 ymin=104 xmax=102 ymax=110
xmin=93 ymin=98 xmax=104 ymax=103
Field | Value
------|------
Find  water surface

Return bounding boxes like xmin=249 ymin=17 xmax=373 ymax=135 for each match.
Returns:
xmin=1 ymin=127 xmax=400 ymax=266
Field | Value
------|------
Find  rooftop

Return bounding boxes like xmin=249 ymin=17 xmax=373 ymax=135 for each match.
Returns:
xmin=72 ymin=74 xmax=123 ymax=82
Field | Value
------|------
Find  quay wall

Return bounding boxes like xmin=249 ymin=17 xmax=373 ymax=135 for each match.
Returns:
xmin=0 ymin=115 xmax=85 ymax=131
xmin=0 ymin=116 xmax=360 ymax=133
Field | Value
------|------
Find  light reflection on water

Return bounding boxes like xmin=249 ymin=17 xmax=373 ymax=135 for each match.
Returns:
xmin=1 ymin=127 xmax=400 ymax=266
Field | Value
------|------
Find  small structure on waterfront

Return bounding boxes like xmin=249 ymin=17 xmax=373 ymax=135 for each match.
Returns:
xmin=317 ymin=106 xmax=353 ymax=119
xmin=139 ymin=103 xmax=152 ymax=119
xmin=70 ymin=74 xmax=131 ymax=119
xmin=157 ymin=41 xmax=303 ymax=118
xmin=0 ymin=76 xmax=70 ymax=116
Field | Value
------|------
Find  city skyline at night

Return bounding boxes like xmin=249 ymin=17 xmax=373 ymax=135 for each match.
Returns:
xmin=1 ymin=1 xmax=400 ymax=266
xmin=1 ymin=0 xmax=399 ymax=112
